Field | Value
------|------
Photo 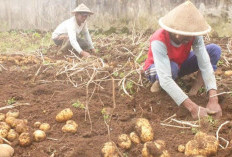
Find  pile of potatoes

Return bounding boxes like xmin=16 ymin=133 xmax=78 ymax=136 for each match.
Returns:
xmin=0 ymin=109 xmax=49 ymax=148
xmin=102 ymin=118 xmax=170 ymax=157
xmin=56 ymin=108 xmax=78 ymax=133
xmin=182 ymin=131 xmax=219 ymax=156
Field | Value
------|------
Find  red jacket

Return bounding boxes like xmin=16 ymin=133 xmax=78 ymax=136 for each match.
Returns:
xmin=144 ymin=29 xmax=194 ymax=70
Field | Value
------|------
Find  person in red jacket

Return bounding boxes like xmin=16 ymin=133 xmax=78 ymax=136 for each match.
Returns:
xmin=143 ymin=1 xmax=222 ymax=119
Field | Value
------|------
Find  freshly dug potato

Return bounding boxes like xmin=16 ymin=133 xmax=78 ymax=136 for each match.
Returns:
xmin=117 ymin=134 xmax=131 ymax=149
xmin=225 ymin=70 xmax=232 ymax=76
xmin=0 ymin=122 xmax=11 ymax=131
xmin=142 ymin=141 xmax=170 ymax=157
xmin=56 ymin=108 xmax=73 ymax=122
xmin=178 ymin=145 xmax=185 ymax=153
xmin=185 ymin=132 xmax=219 ymax=156
xmin=142 ymin=140 xmax=168 ymax=157
xmin=0 ymin=129 xmax=8 ymax=138
xmin=7 ymin=129 xmax=18 ymax=141
xmin=0 ymin=113 xmax=5 ymax=121
xmin=62 ymin=124 xmax=77 ymax=133
xmin=15 ymin=121 xmax=28 ymax=134
xmin=129 ymin=132 xmax=140 ymax=144
xmin=33 ymin=130 xmax=46 ymax=142
xmin=101 ymin=142 xmax=119 ymax=157
xmin=66 ymin=120 xmax=78 ymax=128
xmin=0 ymin=144 xmax=14 ymax=157
xmin=135 ymin=118 xmax=154 ymax=142
xmin=39 ymin=123 xmax=50 ymax=132
xmin=5 ymin=117 xmax=17 ymax=127
xmin=6 ymin=109 xmax=19 ymax=118
xmin=33 ymin=122 xmax=41 ymax=128
xmin=18 ymin=132 xmax=31 ymax=147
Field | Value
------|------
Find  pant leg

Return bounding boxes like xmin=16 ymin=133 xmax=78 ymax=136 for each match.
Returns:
xmin=77 ymin=37 xmax=90 ymax=50
xmin=178 ymin=44 xmax=221 ymax=77
xmin=145 ymin=61 xmax=179 ymax=83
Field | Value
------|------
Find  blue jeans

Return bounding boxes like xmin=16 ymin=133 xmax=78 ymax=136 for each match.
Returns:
xmin=145 ymin=44 xmax=221 ymax=83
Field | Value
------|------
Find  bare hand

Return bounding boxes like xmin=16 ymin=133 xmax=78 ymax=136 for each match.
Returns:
xmin=206 ymin=101 xmax=222 ymax=118
xmin=206 ymin=90 xmax=222 ymax=118
xmin=80 ymin=51 xmax=91 ymax=57
xmin=183 ymin=98 xmax=208 ymax=119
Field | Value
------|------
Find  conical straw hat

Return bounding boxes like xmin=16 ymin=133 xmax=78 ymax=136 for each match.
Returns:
xmin=159 ymin=1 xmax=211 ymax=36
xmin=72 ymin=3 xmax=93 ymax=15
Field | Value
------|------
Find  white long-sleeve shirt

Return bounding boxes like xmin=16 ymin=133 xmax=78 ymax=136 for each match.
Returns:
xmin=151 ymin=36 xmax=217 ymax=105
xmin=52 ymin=16 xmax=94 ymax=53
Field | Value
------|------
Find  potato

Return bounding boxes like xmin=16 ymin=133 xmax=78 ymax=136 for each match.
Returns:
xmin=225 ymin=70 xmax=232 ymax=76
xmin=142 ymin=141 xmax=170 ymax=157
xmin=0 ymin=122 xmax=11 ymax=131
xmin=6 ymin=109 xmax=19 ymax=118
xmin=0 ymin=113 xmax=5 ymax=121
xmin=0 ymin=144 xmax=14 ymax=157
xmin=7 ymin=129 xmax=18 ymax=141
xmin=178 ymin=145 xmax=185 ymax=153
xmin=129 ymin=132 xmax=140 ymax=144
xmin=135 ymin=118 xmax=154 ymax=142
xmin=39 ymin=123 xmax=50 ymax=132
xmin=33 ymin=130 xmax=46 ymax=142
xmin=18 ymin=132 xmax=31 ymax=147
xmin=62 ymin=124 xmax=77 ymax=133
xmin=185 ymin=132 xmax=219 ymax=156
xmin=101 ymin=142 xmax=119 ymax=157
xmin=15 ymin=121 xmax=28 ymax=134
xmin=33 ymin=122 xmax=41 ymax=128
xmin=5 ymin=117 xmax=17 ymax=128
xmin=56 ymin=108 xmax=73 ymax=122
xmin=66 ymin=120 xmax=78 ymax=128
xmin=117 ymin=134 xmax=131 ymax=149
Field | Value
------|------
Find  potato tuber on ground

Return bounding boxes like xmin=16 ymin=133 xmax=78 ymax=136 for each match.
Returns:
xmin=185 ymin=131 xmax=219 ymax=156
xmin=142 ymin=140 xmax=170 ymax=157
xmin=0 ymin=122 xmax=10 ymax=138
xmin=0 ymin=113 xmax=5 ymax=121
xmin=62 ymin=120 xmax=78 ymax=133
xmin=129 ymin=132 xmax=140 ymax=144
xmin=33 ymin=130 xmax=46 ymax=142
xmin=5 ymin=117 xmax=17 ymax=128
xmin=33 ymin=122 xmax=41 ymax=128
xmin=7 ymin=129 xmax=18 ymax=141
xmin=6 ymin=109 xmax=19 ymax=118
xmin=39 ymin=123 xmax=50 ymax=132
xmin=178 ymin=144 xmax=185 ymax=153
xmin=135 ymin=118 xmax=154 ymax=142
xmin=117 ymin=134 xmax=131 ymax=149
xmin=56 ymin=108 xmax=73 ymax=122
xmin=0 ymin=144 xmax=14 ymax=157
xmin=18 ymin=132 xmax=31 ymax=147
xmin=101 ymin=142 xmax=119 ymax=157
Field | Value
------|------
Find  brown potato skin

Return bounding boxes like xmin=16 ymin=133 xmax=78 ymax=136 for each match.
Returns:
xmin=18 ymin=132 xmax=31 ymax=147
xmin=56 ymin=108 xmax=73 ymax=122
xmin=33 ymin=130 xmax=46 ymax=142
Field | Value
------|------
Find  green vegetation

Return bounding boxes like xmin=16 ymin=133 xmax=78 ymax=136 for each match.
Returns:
xmin=7 ymin=97 xmax=16 ymax=105
xmin=0 ymin=31 xmax=52 ymax=54
xmin=101 ymin=108 xmax=110 ymax=121
xmin=72 ymin=100 xmax=85 ymax=109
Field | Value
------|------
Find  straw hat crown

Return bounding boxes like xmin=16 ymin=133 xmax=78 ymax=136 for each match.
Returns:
xmin=72 ymin=3 xmax=93 ymax=14
xmin=159 ymin=1 xmax=211 ymax=36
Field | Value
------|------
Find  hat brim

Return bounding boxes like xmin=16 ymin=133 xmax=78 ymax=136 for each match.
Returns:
xmin=159 ymin=17 xmax=211 ymax=36
xmin=71 ymin=10 xmax=94 ymax=15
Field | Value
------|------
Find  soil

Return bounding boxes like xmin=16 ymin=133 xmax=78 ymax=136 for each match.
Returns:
xmin=0 ymin=35 xmax=232 ymax=157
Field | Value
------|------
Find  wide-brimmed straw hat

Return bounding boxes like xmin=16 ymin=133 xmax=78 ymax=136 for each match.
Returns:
xmin=159 ymin=1 xmax=211 ymax=36
xmin=72 ymin=3 xmax=94 ymax=15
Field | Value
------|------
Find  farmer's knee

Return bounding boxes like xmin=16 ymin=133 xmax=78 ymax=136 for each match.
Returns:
xmin=207 ymin=44 xmax=221 ymax=61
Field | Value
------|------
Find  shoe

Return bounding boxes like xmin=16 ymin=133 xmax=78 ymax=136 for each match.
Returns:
xmin=150 ymin=81 xmax=161 ymax=93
